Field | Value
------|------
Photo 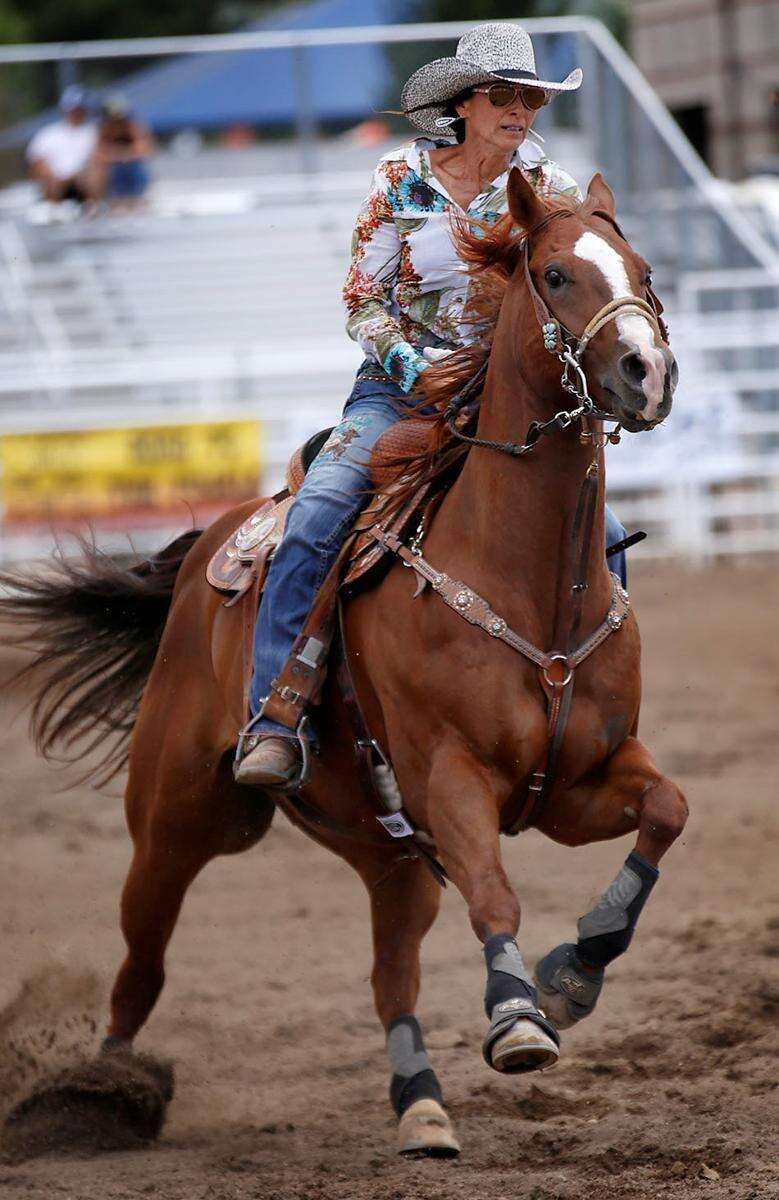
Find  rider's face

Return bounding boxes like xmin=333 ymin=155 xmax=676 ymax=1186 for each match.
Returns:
xmin=456 ymin=88 xmax=539 ymax=153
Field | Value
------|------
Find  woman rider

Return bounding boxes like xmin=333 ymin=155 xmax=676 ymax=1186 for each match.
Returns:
xmin=236 ymin=22 xmax=627 ymax=789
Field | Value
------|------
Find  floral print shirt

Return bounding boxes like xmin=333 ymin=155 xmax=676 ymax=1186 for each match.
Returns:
xmin=343 ymin=136 xmax=582 ymax=392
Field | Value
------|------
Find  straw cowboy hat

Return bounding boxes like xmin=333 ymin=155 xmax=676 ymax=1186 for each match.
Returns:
xmin=401 ymin=22 xmax=583 ymax=136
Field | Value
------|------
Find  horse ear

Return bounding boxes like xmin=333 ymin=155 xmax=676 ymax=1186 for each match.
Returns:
xmin=586 ymin=172 xmax=616 ymax=217
xmin=507 ymin=167 xmax=546 ymax=231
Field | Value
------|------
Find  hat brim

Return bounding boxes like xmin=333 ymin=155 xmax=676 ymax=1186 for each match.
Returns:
xmin=401 ymin=58 xmax=582 ymax=136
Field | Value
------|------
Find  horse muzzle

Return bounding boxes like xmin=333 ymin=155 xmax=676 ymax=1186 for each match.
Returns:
xmin=600 ymin=343 xmax=677 ymax=432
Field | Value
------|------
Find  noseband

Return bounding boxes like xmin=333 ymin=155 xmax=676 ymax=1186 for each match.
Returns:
xmin=444 ymin=207 xmax=670 ymax=459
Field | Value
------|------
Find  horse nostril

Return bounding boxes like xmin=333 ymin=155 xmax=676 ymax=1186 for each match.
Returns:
xmin=618 ymin=351 xmax=646 ymax=390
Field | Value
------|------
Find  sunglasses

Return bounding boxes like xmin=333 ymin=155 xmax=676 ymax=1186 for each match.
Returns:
xmin=472 ymin=82 xmax=549 ymax=111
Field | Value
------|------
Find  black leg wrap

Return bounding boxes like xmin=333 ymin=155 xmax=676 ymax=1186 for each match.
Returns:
xmin=576 ymin=851 xmax=659 ymax=969
xmin=391 ymin=1068 xmax=443 ymax=1118
xmin=387 ymin=1015 xmax=443 ymax=1118
xmin=483 ymin=932 xmax=538 ymax=1014
xmin=482 ymin=934 xmax=560 ymax=1069
xmin=534 ymin=942 xmax=605 ymax=1028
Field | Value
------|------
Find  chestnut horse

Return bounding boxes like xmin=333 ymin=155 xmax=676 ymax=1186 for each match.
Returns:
xmin=2 ymin=170 xmax=688 ymax=1157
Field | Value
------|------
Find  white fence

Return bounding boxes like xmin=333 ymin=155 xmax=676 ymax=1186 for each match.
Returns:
xmin=605 ymin=268 xmax=779 ymax=560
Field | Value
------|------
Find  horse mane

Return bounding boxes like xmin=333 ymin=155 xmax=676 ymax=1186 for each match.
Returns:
xmin=382 ymin=192 xmax=596 ymax=504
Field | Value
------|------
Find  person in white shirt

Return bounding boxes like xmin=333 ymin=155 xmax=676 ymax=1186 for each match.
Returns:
xmin=27 ymin=86 xmax=101 ymax=205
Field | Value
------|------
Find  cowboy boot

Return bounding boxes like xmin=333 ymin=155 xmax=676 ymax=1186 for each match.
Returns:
xmin=235 ymin=736 xmax=302 ymax=789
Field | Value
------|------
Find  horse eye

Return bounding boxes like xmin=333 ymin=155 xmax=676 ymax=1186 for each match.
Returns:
xmin=644 ymin=272 xmax=653 ymax=289
xmin=545 ymin=268 xmax=566 ymax=289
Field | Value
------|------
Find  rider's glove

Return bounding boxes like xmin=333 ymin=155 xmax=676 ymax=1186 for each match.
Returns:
xmin=422 ymin=347 xmax=455 ymax=364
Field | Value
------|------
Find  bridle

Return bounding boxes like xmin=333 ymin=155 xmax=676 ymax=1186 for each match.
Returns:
xmin=444 ymin=207 xmax=670 ymax=458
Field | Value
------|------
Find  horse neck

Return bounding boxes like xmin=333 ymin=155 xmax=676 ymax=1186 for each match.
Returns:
xmin=441 ymin=328 xmax=610 ymax=642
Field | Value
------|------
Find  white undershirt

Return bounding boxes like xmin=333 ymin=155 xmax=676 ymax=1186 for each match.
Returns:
xmin=26 ymin=121 xmax=98 ymax=180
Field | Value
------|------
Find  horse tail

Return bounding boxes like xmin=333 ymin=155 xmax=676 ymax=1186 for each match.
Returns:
xmin=0 ymin=528 xmax=203 ymax=786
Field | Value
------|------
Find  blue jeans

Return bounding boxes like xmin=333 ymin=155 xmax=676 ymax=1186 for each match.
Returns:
xmin=249 ymin=375 xmax=628 ymax=733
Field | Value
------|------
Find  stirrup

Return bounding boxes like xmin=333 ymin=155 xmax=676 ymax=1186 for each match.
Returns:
xmin=234 ymin=709 xmax=314 ymax=791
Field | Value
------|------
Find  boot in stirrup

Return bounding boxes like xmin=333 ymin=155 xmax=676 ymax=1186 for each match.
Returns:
xmin=235 ymin=735 xmax=302 ymax=788
xmin=234 ymin=712 xmax=312 ymax=790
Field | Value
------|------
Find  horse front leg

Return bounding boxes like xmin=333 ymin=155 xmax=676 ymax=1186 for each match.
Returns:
xmin=356 ymin=851 xmax=460 ymax=1157
xmin=533 ymin=735 xmax=688 ymax=1029
xmin=425 ymin=743 xmax=560 ymax=1076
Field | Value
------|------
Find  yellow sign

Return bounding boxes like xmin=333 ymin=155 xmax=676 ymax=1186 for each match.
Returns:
xmin=0 ymin=420 xmax=262 ymax=523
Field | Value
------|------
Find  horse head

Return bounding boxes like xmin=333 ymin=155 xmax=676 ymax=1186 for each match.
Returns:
xmin=505 ymin=168 xmax=677 ymax=433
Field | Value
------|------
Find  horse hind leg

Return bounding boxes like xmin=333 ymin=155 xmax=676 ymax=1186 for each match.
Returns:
xmin=107 ymin=748 xmax=274 ymax=1048
xmin=1 ymin=748 xmax=273 ymax=1159
xmin=357 ymin=851 xmax=459 ymax=1157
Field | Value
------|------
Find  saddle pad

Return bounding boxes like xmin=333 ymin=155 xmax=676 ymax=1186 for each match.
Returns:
xmin=206 ymin=480 xmax=431 ymax=599
xmin=207 ymin=415 xmax=447 ymax=599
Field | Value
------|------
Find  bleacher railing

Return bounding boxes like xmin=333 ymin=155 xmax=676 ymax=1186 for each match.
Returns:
xmin=0 ymin=18 xmax=776 ymax=562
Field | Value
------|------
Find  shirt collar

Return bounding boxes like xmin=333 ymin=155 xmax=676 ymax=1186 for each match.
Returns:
xmin=406 ymin=136 xmax=547 ymax=195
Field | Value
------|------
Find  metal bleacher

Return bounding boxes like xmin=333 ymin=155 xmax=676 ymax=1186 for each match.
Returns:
xmin=0 ymin=126 xmax=598 ymax=450
xmin=0 ymin=17 xmax=777 ymax=562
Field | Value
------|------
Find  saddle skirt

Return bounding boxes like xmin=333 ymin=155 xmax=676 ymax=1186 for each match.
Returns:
xmin=206 ymin=417 xmax=442 ymax=603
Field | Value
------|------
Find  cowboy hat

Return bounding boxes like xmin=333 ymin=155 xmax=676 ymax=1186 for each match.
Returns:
xmin=401 ymin=22 xmax=582 ymax=137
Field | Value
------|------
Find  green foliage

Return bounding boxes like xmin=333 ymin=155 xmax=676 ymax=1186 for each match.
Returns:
xmin=0 ymin=0 xmax=273 ymax=140
xmin=0 ymin=0 xmax=275 ymax=45
xmin=15 ymin=0 xmax=225 ymax=44
xmin=0 ymin=0 xmax=31 ymax=43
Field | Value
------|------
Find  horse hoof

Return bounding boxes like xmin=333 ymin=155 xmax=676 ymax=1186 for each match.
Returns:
xmin=533 ymin=980 xmax=578 ymax=1030
xmin=397 ymin=1098 xmax=461 ymax=1158
xmin=534 ymin=943 xmax=604 ymax=1030
xmin=488 ymin=1017 xmax=560 ymax=1074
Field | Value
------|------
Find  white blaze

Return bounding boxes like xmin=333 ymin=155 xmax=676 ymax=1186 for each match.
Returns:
xmin=573 ymin=231 xmax=666 ymax=417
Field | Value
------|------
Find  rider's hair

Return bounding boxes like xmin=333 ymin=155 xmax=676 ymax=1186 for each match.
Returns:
xmin=442 ymin=88 xmax=474 ymax=144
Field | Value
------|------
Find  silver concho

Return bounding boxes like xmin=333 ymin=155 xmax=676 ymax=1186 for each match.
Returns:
xmin=489 ymin=617 xmax=507 ymax=637
xmin=454 ymin=589 xmax=473 ymax=611
xmin=607 ymin=610 xmax=623 ymax=630
xmin=234 ymin=511 xmax=276 ymax=552
xmin=496 ymin=996 xmax=534 ymax=1014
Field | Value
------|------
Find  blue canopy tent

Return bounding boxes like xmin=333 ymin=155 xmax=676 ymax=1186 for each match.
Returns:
xmin=111 ymin=0 xmax=399 ymax=133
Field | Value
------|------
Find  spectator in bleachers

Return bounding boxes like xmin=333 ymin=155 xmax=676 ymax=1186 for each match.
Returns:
xmin=96 ymin=94 xmax=155 ymax=211
xmin=26 ymin=86 xmax=101 ymax=207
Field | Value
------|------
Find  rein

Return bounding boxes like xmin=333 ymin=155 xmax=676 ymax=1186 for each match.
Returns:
xmin=444 ymin=207 xmax=669 ymax=460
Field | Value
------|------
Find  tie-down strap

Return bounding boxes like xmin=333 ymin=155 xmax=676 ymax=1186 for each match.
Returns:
xmin=370 ymin=525 xmax=630 ymax=675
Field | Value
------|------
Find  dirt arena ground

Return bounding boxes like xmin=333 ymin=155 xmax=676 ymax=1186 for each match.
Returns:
xmin=0 ymin=559 xmax=777 ymax=1200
